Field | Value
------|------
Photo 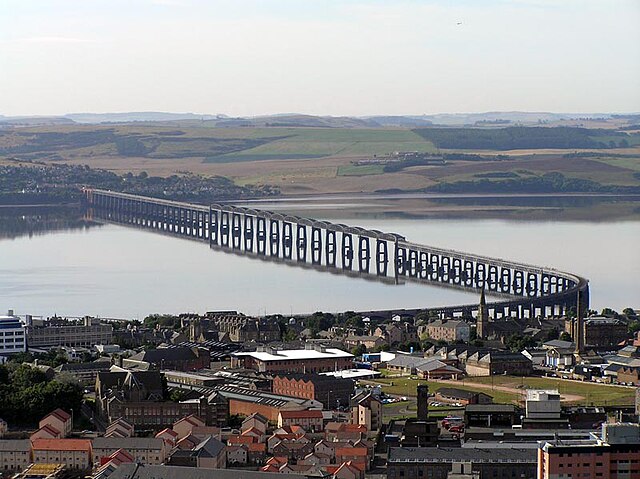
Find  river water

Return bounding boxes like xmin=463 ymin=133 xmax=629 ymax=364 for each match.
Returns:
xmin=0 ymin=198 xmax=638 ymax=319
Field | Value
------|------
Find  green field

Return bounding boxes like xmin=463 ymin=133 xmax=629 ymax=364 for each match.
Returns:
xmin=465 ymin=376 xmax=635 ymax=406
xmin=204 ymin=128 xmax=437 ymax=163
xmin=367 ymin=373 xmax=636 ymax=406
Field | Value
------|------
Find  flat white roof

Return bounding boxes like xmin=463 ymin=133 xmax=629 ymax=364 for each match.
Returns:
xmin=233 ymin=348 xmax=353 ymax=362
xmin=321 ymin=368 xmax=381 ymax=379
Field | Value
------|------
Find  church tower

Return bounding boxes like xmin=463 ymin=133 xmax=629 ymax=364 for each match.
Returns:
xmin=477 ymin=287 xmax=489 ymax=339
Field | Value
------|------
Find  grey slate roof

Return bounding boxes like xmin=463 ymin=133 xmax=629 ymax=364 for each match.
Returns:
xmin=0 ymin=439 xmax=30 ymax=452
xmin=108 ymin=463 xmax=307 ymax=479
xmin=92 ymin=437 xmax=164 ymax=450
xmin=388 ymin=446 xmax=536 ymax=463
xmin=129 ymin=346 xmax=198 ymax=363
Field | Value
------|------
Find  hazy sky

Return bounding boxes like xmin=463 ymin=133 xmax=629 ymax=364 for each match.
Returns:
xmin=1 ymin=0 xmax=639 ymax=117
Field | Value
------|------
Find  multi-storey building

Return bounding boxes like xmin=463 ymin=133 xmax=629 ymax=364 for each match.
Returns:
xmin=125 ymin=346 xmax=210 ymax=371
xmin=421 ymin=319 xmax=470 ymax=343
xmin=95 ymin=370 xmax=228 ymax=427
xmin=538 ymin=423 xmax=640 ymax=479
xmin=272 ymin=374 xmax=354 ymax=408
xmin=26 ymin=316 xmax=112 ymax=348
xmin=387 ymin=446 xmax=537 ymax=479
xmin=92 ymin=437 xmax=168 ymax=465
xmin=231 ymin=344 xmax=353 ymax=374
xmin=582 ymin=317 xmax=629 ymax=348
xmin=0 ymin=314 xmax=26 ymax=359
xmin=0 ymin=439 xmax=31 ymax=472
xmin=465 ymin=351 xmax=533 ymax=376
xmin=31 ymin=438 xmax=93 ymax=470
xmin=350 ymin=391 xmax=382 ymax=431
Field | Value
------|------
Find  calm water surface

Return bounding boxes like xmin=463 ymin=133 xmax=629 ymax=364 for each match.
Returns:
xmin=0 ymin=206 xmax=638 ymax=318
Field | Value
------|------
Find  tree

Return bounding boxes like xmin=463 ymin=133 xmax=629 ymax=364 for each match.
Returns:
xmin=559 ymin=332 xmax=572 ymax=342
xmin=351 ymin=344 xmax=367 ymax=357
xmin=545 ymin=328 xmax=560 ymax=341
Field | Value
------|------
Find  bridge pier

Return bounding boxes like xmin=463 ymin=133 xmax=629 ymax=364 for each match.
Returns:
xmin=84 ymin=189 xmax=589 ymax=324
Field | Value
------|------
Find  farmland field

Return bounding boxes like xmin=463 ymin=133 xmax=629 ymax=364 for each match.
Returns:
xmin=1 ymin=124 xmax=639 ymax=196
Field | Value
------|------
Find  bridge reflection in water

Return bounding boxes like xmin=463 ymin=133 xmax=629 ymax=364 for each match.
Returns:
xmin=84 ymin=189 xmax=589 ymax=325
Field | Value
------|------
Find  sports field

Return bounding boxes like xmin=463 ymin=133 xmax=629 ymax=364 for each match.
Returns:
xmin=367 ymin=373 xmax=636 ymax=406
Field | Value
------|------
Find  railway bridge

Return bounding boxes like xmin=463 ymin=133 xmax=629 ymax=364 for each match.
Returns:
xmin=84 ymin=189 xmax=589 ymax=347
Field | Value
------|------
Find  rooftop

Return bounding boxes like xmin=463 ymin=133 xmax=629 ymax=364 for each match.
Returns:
xmin=108 ymin=464 xmax=307 ymax=479
xmin=233 ymin=347 xmax=353 ymax=362
xmin=31 ymin=438 xmax=92 ymax=451
xmin=388 ymin=446 xmax=536 ymax=463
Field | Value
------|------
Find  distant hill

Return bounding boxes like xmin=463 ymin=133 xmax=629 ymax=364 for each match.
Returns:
xmin=0 ymin=116 xmax=75 ymax=127
xmin=365 ymin=116 xmax=433 ymax=127
xmin=412 ymin=111 xmax=614 ymax=126
xmin=214 ymin=114 xmax=379 ymax=128
xmin=2 ymin=111 xmax=638 ymax=128
xmin=65 ymin=112 xmax=226 ymax=123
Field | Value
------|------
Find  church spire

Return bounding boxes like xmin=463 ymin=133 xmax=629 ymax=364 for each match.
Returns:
xmin=477 ymin=286 xmax=488 ymax=340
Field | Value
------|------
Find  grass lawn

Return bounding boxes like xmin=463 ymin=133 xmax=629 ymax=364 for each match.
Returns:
xmin=464 ymin=376 xmax=636 ymax=406
xmin=370 ymin=376 xmax=521 ymax=405
xmin=366 ymin=374 xmax=636 ymax=406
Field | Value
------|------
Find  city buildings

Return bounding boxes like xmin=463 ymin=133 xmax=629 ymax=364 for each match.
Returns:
xmin=538 ymin=423 xmax=640 ymax=479
xmin=231 ymin=344 xmax=354 ymax=373
xmin=125 ymin=346 xmax=210 ymax=371
xmin=38 ymin=409 xmax=72 ymax=438
xmin=31 ymin=438 xmax=93 ymax=470
xmin=0 ymin=313 xmax=26 ymax=359
xmin=277 ymin=410 xmax=323 ymax=431
xmin=465 ymin=350 xmax=533 ymax=376
xmin=92 ymin=437 xmax=168 ymax=465
xmin=25 ymin=316 xmax=112 ymax=348
xmin=0 ymin=439 xmax=31 ymax=473
xmin=387 ymin=446 xmax=537 ymax=479
xmin=422 ymin=319 xmax=470 ymax=343
xmin=271 ymin=373 xmax=355 ymax=408
xmin=350 ymin=391 xmax=382 ymax=431
xmin=581 ymin=316 xmax=629 ymax=348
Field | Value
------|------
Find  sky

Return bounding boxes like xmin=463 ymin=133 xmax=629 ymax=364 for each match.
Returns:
xmin=1 ymin=0 xmax=639 ymax=117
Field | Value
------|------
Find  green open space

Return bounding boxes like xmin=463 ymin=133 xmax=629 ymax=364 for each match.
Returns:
xmin=368 ymin=372 xmax=636 ymax=406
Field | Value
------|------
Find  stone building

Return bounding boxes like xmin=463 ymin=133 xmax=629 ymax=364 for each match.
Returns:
xmin=465 ymin=351 xmax=533 ymax=376
xmin=26 ymin=316 xmax=112 ymax=348
xmin=272 ymin=374 xmax=354 ymax=408
xmin=421 ymin=319 xmax=470 ymax=343
xmin=580 ymin=316 xmax=629 ymax=348
xmin=231 ymin=344 xmax=354 ymax=374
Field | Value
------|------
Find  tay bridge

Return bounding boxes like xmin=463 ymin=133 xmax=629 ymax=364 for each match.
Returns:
xmin=84 ymin=189 xmax=589 ymax=323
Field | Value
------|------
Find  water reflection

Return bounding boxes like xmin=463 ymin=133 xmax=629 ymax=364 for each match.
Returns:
xmin=0 ymin=206 xmax=100 ymax=240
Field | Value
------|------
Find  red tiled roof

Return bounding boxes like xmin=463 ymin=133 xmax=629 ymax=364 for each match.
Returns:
xmin=156 ymin=428 xmax=178 ymax=438
xmin=246 ymin=443 xmax=266 ymax=452
xmin=32 ymin=439 xmax=91 ymax=451
xmin=32 ymin=424 xmax=61 ymax=437
xmin=241 ymin=427 xmax=263 ymax=436
xmin=279 ymin=410 xmax=323 ymax=419
xmin=267 ymin=456 xmax=288 ymax=466
xmin=227 ymin=435 xmax=256 ymax=445
xmin=335 ymin=447 xmax=367 ymax=457
xmin=47 ymin=409 xmax=71 ymax=422
xmin=261 ymin=465 xmax=280 ymax=472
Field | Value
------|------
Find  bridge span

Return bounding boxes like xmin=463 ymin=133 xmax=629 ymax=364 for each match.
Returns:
xmin=83 ymin=189 xmax=589 ymax=325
